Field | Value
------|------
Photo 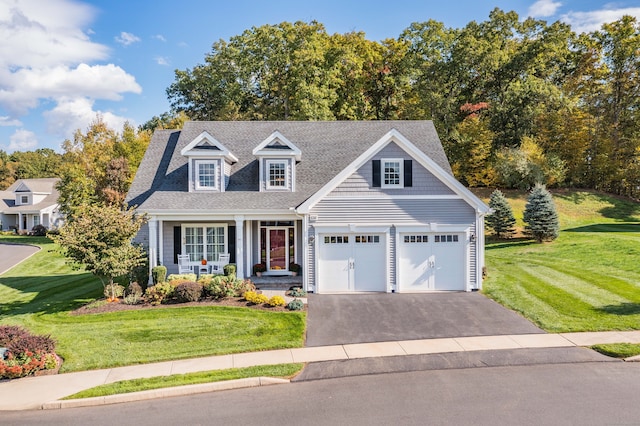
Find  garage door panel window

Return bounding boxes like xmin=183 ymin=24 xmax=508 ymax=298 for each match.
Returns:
xmin=404 ymin=235 xmax=428 ymax=243
xmin=435 ymin=234 xmax=459 ymax=243
xmin=324 ymin=235 xmax=350 ymax=244
xmin=355 ymin=235 xmax=380 ymax=243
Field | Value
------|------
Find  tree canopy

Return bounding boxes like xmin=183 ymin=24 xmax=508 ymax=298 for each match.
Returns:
xmin=167 ymin=11 xmax=640 ymax=197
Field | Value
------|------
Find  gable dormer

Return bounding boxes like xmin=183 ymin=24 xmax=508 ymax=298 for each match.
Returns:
xmin=181 ymin=132 xmax=238 ymax=192
xmin=252 ymin=131 xmax=301 ymax=192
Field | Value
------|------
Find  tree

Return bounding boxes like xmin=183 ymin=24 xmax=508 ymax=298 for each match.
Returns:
xmin=487 ymin=189 xmax=516 ymax=239
xmin=523 ymin=184 xmax=559 ymax=242
xmin=53 ymin=205 xmax=147 ymax=289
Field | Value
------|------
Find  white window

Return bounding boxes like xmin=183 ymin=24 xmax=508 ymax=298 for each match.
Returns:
xmin=195 ymin=160 xmax=217 ymax=190
xmin=183 ymin=225 xmax=226 ymax=263
xmin=20 ymin=195 xmax=29 ymax=204
xmin=382 ymin=158 xmax=403 ymax=188
xmin=266 ymin=160 xmax=288 ymax=189
xmin=33 ymin=215 xmax=40 ymax=227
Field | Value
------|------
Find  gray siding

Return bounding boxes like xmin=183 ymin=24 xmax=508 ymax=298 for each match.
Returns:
xmin=134 ymin=222 xmax=149 ymax=249
xmin=329 ymin=142 xmax=455 ymax=197
xmin=311 ymin=198 xmax=475 ymax=224
xmin=307 ymin=225 xmax=316 ymax=290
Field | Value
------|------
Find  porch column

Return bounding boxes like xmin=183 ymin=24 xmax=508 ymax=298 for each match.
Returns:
xmin=234 ymin=215 xmax=245 ymax=279
xmin=18 ymin=212 xmax=22 ymax=231
xmin=148 ymin=219 xmax=158 ymax=285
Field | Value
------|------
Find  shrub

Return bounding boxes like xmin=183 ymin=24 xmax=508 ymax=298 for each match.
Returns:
xmin=30 ymin=224 xmax=47 ymax=236
xmin=144 ymin=282 xmax=175 ymax=305
xmin=224 ymin=263 xmax=236 ymax=278
xmin=175 ymin=281 xmax=203 ymax=303
xmin=0 ymin=325 xmax=57 ymax=379
xmin=487 ymin=189 xmax=516 ymax=239
xmin=205 ymin=276 xmax=256 ymax=299
xmin=523 ymin=184 xmax=559 ymax=242
xmin=152 ymin=266 xmax=167 ymax=284
xmin=288 ymin=263 xmax=301 ymax=273
xmin=267 ymin=295 xmax=286 ymax=307
xmin=132 ymin=262 xmax=149 ymax=288
xmin=253 ymin=263 xmax=266 ymax=274
xmin=286 ymin=298 xmax=304 ymax=311
xmin=104 ymin=283 xmax=124 ymax=301
xmin=167 ymin=273 xmax=197 ymax=283
xmin=287 ymin=287 xmax=307 ymax=297
xmin=243 ymin=291 xmax=268 ymax=305
xmin=123 ymin=282 xmax=143 ymax=305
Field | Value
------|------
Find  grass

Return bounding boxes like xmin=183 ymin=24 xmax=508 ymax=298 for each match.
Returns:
xmin=590 ymin=343 xmax=640 ymax=359
xmin=63 ymin=363 xmax=303 ymax=399
xmin=479 ymin=189 xmax=640 ymax=333
xmin=0 ymin=235 xmax=306 ymax=373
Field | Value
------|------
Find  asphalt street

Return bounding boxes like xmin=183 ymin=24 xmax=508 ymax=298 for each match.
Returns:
xmin=0 ymin=243 xmax=39 ymax=275
xmin=4 ymin=362 xmax=640 ymax=425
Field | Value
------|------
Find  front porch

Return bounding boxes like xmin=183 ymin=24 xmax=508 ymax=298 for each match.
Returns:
xmin=146 ymin=216 xmax=304 ymax=284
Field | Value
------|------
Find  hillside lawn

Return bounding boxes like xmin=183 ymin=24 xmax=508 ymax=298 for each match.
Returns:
xmin=478 ymin=189 xmax=640 ymax=333
xmin=0 ymin=235 xmax=305 ymax=373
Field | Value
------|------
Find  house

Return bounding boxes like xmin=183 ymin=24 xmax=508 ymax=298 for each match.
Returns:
xmin=126 ymin=121 xmax=490 ymax=293
xmin=0 ymin=178 xmax=63 ymax=232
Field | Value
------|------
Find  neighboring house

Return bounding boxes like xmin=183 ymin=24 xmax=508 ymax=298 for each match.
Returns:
xmin=126 ymin=121 xmax=490 ymax=293
xmin=0 ymin=178 xmax=63 ymax=232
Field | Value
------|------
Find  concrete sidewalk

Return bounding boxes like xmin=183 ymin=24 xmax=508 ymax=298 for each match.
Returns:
xmin=2 ymin=330 xmax=640 ymax=411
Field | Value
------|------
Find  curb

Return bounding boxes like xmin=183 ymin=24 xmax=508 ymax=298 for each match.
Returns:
xmin=41 ymin=377 xmax=289 ymax=410
xmin=624 ymin=355 xmax=640 ymax=362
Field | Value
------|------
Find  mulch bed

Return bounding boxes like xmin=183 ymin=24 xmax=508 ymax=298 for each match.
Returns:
xmin=72 ymin=296 xmax=306 ymax=315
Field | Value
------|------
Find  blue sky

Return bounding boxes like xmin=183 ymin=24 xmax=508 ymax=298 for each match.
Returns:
xmin=0 ymin=0 xmax=638 ymax=152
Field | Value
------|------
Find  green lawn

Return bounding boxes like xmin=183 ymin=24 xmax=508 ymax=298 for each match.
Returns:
xmin=64 ymin=363 xmax=303 ymax=399
xmin=0 ymin=235 xmax=306 ymax=373
xmin=481 ymin=190 xmax=640 ymax=332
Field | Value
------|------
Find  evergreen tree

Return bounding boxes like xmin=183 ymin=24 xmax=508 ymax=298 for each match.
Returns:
xmin=486 ymin=189 xmax=516 ymax=239
xmin=523 ymin=184 xmax=559 ymax=242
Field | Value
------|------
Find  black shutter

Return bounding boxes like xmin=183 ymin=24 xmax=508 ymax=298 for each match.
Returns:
xmin=228 ymin=226 xmax=236 ymax=264
xmin=404 ymin=160 xmax=413 ymax=187
xmin=173 ymin=226 xmax=181 ymax=264
xmin=372 ymin=160 xmax=381 ymax=187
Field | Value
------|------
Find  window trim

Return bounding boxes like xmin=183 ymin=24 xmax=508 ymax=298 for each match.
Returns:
xmin=20 ymin=195 xmax=29 ymax=205
xmin=194 ymin=159 xmax=219 ymax=191
xmin=381 ymin=158 xmax=404 ymax=188
xmin=265 ymin=159 xmax=290 ymax=190
xmin=181 ymin=223 xmax=228 ymax=263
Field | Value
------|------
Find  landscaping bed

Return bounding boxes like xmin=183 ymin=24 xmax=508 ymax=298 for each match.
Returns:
xmin=73 ymin=294 xmax=307 ymax=315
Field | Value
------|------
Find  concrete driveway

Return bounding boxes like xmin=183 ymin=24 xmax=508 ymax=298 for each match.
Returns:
xmin=305 ymin=292 xmax=544 ymax=347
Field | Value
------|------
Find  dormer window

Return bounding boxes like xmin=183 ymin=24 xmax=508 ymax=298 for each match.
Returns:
xmin=253 ymin=131 xmax=301 ymax=192
xmin=20 ymin=195 xmax=29 ymax=204
xmin=181 ymin=132 xmax=237 ymax=193
xmin=267 ymin=160 xmax=288 ymax=189
xmin=195 ymin=160 xmax=218 ymax=190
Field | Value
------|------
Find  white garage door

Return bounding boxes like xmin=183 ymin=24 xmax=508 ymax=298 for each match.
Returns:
xmin=317 ymin=233 xmax=387 ymax=293
xmin=398 ymin=233 xmax=466 ymax=292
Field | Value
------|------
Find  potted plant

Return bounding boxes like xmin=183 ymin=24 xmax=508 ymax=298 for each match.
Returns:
xmin=201 ymin=258 xmax=207 ymax=265
xmin=253 ymin=263 xmax=266 ymax=277
xmin=289 ymin=263 xmax=301 ymax=276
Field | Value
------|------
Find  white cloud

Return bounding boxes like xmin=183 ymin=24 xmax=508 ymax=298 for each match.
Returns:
xmin=115 ymin=31 xmax=141 ymax=46
xmin=8 ymin=129 xmax=38 ymax=151
xmin=153 ymin=34 xmax=166 ymax=42
xmin=0 ymin=64 xmax=141 ymax=115
xmin=0 ymin=0 xmax=142 ymax=146
xmin=0 ymin=0 xmax=108 ymax=68
xmin=155 ymin=56 xmax=170 ymax=66
xmin=0 ymin=116 xmax=22 ymax=127
xmin=528 ymin=0 xmax=562 ymax=18
xmin=44 ymin=98 xmax=131 ymax=138
xmin=562 ymin=7 xmax=640 ymax=33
